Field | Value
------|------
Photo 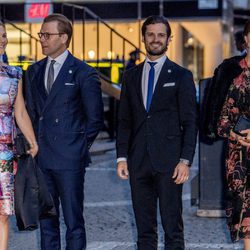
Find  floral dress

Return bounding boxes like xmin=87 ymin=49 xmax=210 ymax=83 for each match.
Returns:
xmin=217 ymin=58 xmax=250 ymax=242
xmin=0 ymin=65 xmax=22 ymax=215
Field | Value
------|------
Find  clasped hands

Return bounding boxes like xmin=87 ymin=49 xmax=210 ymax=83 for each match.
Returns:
xmin=231 ymin=129 xmax=250 ymax=147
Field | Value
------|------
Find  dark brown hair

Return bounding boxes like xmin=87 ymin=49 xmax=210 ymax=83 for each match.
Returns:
xmin=141 ymin=15 xmax=171 ymax=39
xmin=243 ymin=19 xmax=250 ymax=37
xmin=43 ymin=14 xmax=72 ymax=47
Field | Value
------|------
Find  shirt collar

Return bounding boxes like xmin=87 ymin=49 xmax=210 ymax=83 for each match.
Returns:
xmin=145 ymin=54 xmax=167 ymax=67
xmin=48 ymin=50 xmax=69 ymax=65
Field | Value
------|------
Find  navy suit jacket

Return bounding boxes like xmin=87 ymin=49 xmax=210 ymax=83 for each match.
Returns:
xmin=116 ymin=58 xmax=198 ymax=173
xmin=25 ymin=52 xmax=104 ymax=169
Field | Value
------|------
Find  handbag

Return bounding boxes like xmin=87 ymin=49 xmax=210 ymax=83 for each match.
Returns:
xmin=14 ymin=133 xmax=30 ymax=157
xmin=233 ymin=115 xmax=250 ymax=136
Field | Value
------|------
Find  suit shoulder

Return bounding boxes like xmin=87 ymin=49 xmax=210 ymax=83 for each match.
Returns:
xmin=123 ymin=62 xmax=143 ymax=81
xmin=170 ymin=61 xmax=193 ymax=77
xmin=125 ymin=62 xmax=142 ymax=74
xmin=73 ymin=58 xmax=95 ymax=71
xmin=72 ymin=57 xmax=85 ymax=67
xmin=27 ymin=58 xmax=46 ymax=71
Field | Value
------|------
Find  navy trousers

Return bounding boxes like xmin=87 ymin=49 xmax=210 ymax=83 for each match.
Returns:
xmin=40 ymin=168 xmax=86 ymax=250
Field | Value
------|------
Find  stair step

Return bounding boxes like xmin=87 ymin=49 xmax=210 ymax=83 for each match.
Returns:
xmin=90 ymin=140 xmax=115 ymax=155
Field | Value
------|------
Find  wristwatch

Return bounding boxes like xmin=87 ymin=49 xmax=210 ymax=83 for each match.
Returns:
xmin=179 ymin=158 xmax=191 ymax=166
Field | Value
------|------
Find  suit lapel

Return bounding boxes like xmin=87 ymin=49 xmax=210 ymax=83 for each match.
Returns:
xmin=134 ymin=62 xmax=145 ymax=111
xmin=34 ymin=58 xmax=47 ymax=100
xmin=42 ymin=53 xmax=75 ymax=112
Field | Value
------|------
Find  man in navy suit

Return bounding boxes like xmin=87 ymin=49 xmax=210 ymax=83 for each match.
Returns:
xmin=116 ymin=16 xmax=197 ymax=249
xmin=25 ymin=14 xmax=103 ymax=250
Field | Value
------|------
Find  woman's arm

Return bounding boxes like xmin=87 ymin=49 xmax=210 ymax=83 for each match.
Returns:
xmin=217 ymin=96 xmax=234 ymax=138
xmin=14 ymin=79 xmax=38 ymax=157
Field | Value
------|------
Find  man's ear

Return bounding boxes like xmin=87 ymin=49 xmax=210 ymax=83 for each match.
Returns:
xmin=167 ymin=35 xmax=172 ymax=44
xmin=62 ymin=33 xmax=68 ymax=45
xmin=244 ymin=35 xmax=247 ymax=45
xmin=142 ymin=36 xmax=145 ymax=43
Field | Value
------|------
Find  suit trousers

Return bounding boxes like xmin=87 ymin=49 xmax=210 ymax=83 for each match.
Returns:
xmin=129 ymin=153 xmax=184 ymax=250
xmin=40 ymin=168 xmax=86 ymax=250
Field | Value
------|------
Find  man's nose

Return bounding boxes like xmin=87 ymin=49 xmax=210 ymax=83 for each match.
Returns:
xmin=40 ymin=37 xmax=44 ymax=42
xmin=153 ymin=34 xmax=160 ymax=42
xmin=39 ymin=35 xmax=46 ymax=42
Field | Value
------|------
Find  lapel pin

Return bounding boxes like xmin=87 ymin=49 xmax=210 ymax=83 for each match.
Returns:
xmin=69 ymin=70 xmax=72 ymax=74
xmin=168 ymin=69 xmax=171 ymax=73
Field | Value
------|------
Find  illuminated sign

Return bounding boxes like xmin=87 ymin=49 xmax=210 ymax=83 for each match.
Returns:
xmin=25 ymin=0 xmax=53 ymax=23
xmin=198 ymin=0 xmax=218 ymax=9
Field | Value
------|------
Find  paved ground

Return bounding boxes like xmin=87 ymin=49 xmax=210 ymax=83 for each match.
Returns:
xmin=8 ymin=137 xmax=244 ymax=250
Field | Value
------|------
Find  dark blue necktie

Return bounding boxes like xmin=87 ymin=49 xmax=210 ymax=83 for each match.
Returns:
xmin=146 ymin=62 xmax=157 ymax=112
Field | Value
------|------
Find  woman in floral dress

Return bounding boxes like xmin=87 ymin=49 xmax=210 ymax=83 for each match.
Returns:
xmin=0 ymin=22 xmax=38 ymax=250
xmin=217 ymin=20 xmax=250 ymax=249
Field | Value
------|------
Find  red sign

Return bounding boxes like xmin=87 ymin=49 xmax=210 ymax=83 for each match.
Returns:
xmin=25 ymin=1 xmax=53 ymax=23
xmin=28 ymin=3 xmax=50 ymax=19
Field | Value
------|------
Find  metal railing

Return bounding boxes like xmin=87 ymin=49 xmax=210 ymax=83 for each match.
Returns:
xmin=4 ymin=20 xmax=39 ymax=63
xmin=61 ymin=3 xmax=144 ymax=74
xmin=0 ymin=2 xmax=145 ymax=85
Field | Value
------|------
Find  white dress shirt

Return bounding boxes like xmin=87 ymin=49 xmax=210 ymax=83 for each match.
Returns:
xmin=117 ymin=55 xmax=166 ymax=163
xmin=141 ymin=55 xmax=166 ymax=108
xmin=44 ymin=50 xmax=69 ymax=91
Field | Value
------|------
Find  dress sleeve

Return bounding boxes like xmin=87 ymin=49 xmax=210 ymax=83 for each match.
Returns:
xmin=217 ymin=84 xmax=240 ymax=138
xmin=14 ymin=66 xmax=23 ymax=80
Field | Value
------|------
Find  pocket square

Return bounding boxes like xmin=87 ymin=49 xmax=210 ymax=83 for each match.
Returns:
xmin=163 ymin=82 xmax=175 ymax=87
xmin=65 ymin=82 xmax=75 ymax=86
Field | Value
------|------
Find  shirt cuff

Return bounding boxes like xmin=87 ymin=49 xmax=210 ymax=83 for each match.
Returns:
xmin=179 ymin=158 xmax=191 ymax=166
xmin=117 ymin=157 xmax=127 ymax=163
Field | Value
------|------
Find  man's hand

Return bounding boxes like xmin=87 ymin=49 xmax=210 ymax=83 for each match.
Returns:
xmin=117 ymin=161 xmax=129 ymax=179
xmin=172 ymin=162 xmax=189 ymax=184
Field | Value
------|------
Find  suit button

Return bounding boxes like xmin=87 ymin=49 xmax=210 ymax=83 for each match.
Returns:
xmin=147 ymin=115 xmax=151 ymax=119
xmin=55 ymin=118 xmax=59 ymax=123
xmin=39 ymin=116 xmax=43 ymax=121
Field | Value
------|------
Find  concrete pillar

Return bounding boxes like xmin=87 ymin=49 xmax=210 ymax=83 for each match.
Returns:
xmin=204 ymin=43 xmax=222 ymax=78
xmin=169 ymin=23 xmax=183 ymax=66
xmin=181 ymin=21 xmax=224 ymax=78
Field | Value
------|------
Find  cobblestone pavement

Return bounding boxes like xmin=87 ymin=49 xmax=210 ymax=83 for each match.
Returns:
xmin=8 ymin=141 xmax=244 ymax=250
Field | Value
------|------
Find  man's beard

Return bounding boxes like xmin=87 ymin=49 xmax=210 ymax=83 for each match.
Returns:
xmin=146 ymin=42 xmax=168 ymax=56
